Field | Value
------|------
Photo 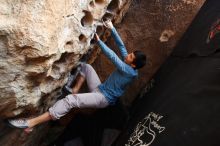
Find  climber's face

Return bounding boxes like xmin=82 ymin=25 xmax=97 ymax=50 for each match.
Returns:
xmin=125 ymin=52 xmax=136 ymax=68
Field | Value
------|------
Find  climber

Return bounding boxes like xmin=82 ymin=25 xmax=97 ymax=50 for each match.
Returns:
xmin=7 ymin=20 xmax=147 ymax=132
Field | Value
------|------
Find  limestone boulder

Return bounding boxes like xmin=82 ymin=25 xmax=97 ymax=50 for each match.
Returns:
xmin=0 ymin=0 xmax=127 ymax=117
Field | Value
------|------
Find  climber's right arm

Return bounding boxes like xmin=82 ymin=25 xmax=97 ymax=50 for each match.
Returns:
xmin=104 ymin=20 xmax=128 ymax=60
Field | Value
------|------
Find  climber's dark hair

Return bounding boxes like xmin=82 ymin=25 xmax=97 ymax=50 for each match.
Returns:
xmin=133 ymin=50 xmax=147 ymax=69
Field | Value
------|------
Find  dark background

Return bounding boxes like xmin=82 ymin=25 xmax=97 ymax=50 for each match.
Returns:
xmin=115 ymin=0 xmax=220 ymax=145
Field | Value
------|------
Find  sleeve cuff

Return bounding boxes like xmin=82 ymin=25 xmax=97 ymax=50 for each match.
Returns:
xmin=111 ymin=27 xmax=116 ymax=32
xmin=97 ymin=39 xmax=102 ymax=45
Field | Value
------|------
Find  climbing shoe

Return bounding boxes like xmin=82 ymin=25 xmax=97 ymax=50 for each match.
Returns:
xmin=7 ymin=118 xmax=29 ymax=129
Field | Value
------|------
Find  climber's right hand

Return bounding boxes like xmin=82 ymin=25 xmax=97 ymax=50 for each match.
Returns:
xmin=103 ymin=19 xmax=113 ymax=29
xmin=94 ymin=33 xmax=100 ymax=42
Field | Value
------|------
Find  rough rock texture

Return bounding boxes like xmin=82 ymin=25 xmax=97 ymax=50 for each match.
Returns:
xmin=93 ymin=0 xmax=205 ymax=105
xmin=0 ymin=0 xmax=131 ymax=145
xmin=0 ymin=0 xmax=205 ymax=145
xmin=0 ymin=0 xmax=129 ymax=116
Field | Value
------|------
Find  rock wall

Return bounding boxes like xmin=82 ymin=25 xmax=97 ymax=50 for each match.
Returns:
xmin=0 ymin=0 xmax=130 ymax=116
xmin=0 ymin=0 xmax=131 ymax=145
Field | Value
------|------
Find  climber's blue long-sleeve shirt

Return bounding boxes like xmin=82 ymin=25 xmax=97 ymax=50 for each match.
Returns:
xmin=98 ymin=27 xmax=138 ymax=105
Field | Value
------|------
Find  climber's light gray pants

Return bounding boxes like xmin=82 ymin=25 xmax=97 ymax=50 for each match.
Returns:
xmin=49 ymin=63 xmax=109 ymax=120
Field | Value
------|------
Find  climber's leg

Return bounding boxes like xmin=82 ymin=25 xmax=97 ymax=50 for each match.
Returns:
xmin=49 ymin=91 xmax=109 ymax=120
xmin=69 ymin=63 xmax=101 ymax=94
xmin=72 ymin=75 xmax=85 ymax=94
xmin=28 ymin=112 xmax=52 ymax=128
xmin=8 ymin=90 xmax=108 ymax=129
xmin=79 ymin=63 xmax=101 ymax=92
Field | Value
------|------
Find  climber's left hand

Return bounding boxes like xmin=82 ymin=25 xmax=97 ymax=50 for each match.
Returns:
xmin=94 ymin=33 xmax=100 ymax=42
